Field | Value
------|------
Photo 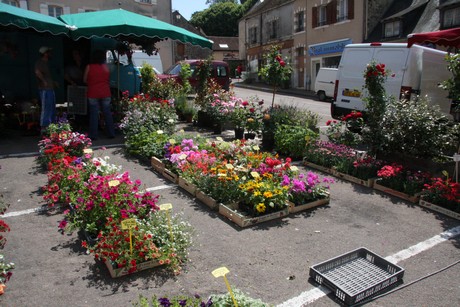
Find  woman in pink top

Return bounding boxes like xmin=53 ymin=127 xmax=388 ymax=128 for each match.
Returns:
xmin=83 ymin=49 xmax=115 ymax=140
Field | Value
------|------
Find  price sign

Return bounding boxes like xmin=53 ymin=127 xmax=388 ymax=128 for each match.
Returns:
xmin=253 ymin=145 xmax=260 ymax=151
xmin=250 ymin=171 xmax=260 ymax=178
xmin=212 ymin=266 xmax=229 ymax=278
xmin=160 ymin=203 xmax=174 ymax=242
xmin=108 ymin=180 xmax=120 ymax=187
xmin=179 ymin=153 xmax=187 ymax=160
xmin=290 ymin=166 xmax=299 ymax=172
xmin=225 ymin=164 xmax=234 ymax=170
xmin=169 ymin=139 xmax=176 ymax=144
xmin=121 ymin=218 xmax=136 ymax=230
xmin=83 ymin=148 xmax=93 ymax=154
xmin=160 ymin=203 xmax=173 ymax=211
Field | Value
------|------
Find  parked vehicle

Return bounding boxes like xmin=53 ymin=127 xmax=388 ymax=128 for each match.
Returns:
xmin=314 ymin=67 xmax=338 ymax=101
xmin=158 ymin=60 xmax=231 ymax=91
xmin=131 ymin=50 xmax=163 ymax=74
xmin=331 ymin=43 xmax=452 ymax=119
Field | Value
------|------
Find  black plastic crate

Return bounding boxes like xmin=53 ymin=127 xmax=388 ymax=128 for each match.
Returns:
xmin=309 ymin=247 xmax=404 ymax=305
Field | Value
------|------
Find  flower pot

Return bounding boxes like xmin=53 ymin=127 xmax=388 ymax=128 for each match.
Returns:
xmin=244 ymin=132 xmax=256 ymax=140
xmin=418 ymin=198 xmax=460 ymax=220
xmin=196 ymin=190 xmax=218 ymax=210
xmin=287 ymin=197 xmax=330 ymax=214
xmin=234 ymin=128 xmax=244 ymax=140
xmin=373 ymin=179 xmax=420 ymax=203
xmin=104 ymin=259 xmax=164 ymax=278
xmin=219 ymin=202 xmax=289 ymax=227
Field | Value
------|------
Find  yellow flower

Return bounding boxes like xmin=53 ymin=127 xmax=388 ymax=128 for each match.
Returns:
xmin=254 ymin=191 xmax=261 ymax=196
xmin=256 ymin=203 xmax=266 ymax=213
xmin=263 ymin=191 xmax=273 ymax=198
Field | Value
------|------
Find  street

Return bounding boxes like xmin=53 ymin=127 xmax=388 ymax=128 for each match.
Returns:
xmin=0 ymin=87 xmax=459 ymax=307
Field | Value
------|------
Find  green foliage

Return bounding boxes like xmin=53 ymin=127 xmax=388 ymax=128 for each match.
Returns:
xmin=190 ymin=2 xmax=243 ymax=36
xmin=380 ymin=97 xmax=459 ymax=159
xmin=211 ymin=288 xmax=272 ymax=307
xmin=133 ymin=294 xmax=211 ymax=307
xmin=125 ymin=128 xmax=170 ymax=159
xmin=439 ymin=53 xmax=460 ymax=102
xmin=263 ymin=105 xmax=319 ymax=137
xmin=178 ymin=63 xmax=193 ymax=95
xmin=148 ymin=76 xmax=182 ymax=100
xmin=139 ymin=63 xmax=156 ymax=94
xmin=274 ymin=124 xmax=318 ymax=160
xmin=325 ymin=119 xmax=362 ymax=146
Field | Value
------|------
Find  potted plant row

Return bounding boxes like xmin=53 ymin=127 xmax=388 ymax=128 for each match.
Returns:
xmin=39 ymin=123 xmax=193 ymax=277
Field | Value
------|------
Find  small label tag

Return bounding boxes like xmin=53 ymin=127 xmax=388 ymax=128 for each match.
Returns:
xmin=160 ymin=203 xmax=173 ymax=211
xmin=225 ymin=164 xmax=234 ymax=170
xmin=212 ymin=266 xmax=229 ymax=278
xmin=121 ymin=218 xmax=136 ymax=230
xmin=108 ymin=180 xmax=120 ymax=187
xmin=83 ymin=148 xmax=93 ymax=154
xmin=250 ymin=171 xmax=260 ymax=178
xmin=169 ymin=139 xmax=176 ymax=144
xmin=179 ymin=153 xmax=187 ymax=160
xmin=253 ymin=145 xmax=260 ymax=151
xmin=290 ymin=166 xmax=299 ymax=172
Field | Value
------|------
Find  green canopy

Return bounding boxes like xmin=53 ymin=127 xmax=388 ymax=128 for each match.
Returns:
xmin=0 ymin=2 xmax=70 ymax=35
xmin=59 ymin=9 xmax=212 ymax=49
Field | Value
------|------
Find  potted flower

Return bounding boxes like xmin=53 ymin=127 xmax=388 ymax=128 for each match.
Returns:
xmin=420 ymin=171 xmax=460 ymax=217
xmin=374 ymin=163 xmax=431 ymax=202
xmin=0 ymin=197 xmax=14 ymax=293
xmin=282 ymin=171 xmax=334 ymax=213
xmin=85 ymin=210 xmax=193 ymax=277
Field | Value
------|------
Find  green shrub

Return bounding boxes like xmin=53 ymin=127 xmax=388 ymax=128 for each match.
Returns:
xmin=211 ymin=288 xmax=272 ymax=307
xmin=274 ymin=124 xmax=318 ymax=159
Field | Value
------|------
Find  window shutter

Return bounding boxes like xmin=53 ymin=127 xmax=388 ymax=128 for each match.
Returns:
xmin=348 ymin=0 xmax=354 ymax=20
xmin=39 ymin=3 xmax=48 ymax=15
xmin=328 ymin=0 xmax=337 ymax=24
xmin=19 ymin=0 xmax=28 ymax=9
xmin=312 ymin=6 xmax=317 ymax=27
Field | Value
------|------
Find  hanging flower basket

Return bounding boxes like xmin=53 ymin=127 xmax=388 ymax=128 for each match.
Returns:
xmin=219 ymin=202 xmax=289 ymax=228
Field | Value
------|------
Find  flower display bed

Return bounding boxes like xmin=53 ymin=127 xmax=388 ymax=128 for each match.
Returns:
xmin=303 ymin=161 xmax=335 ymax=175
xmin=162 ymin=169 xmax=179 ymax=184
xmin=333 ymin=171 xmax=376 ymax=188
xmin=219 ymin=202 xmax=289 ymax=228
xmin=287 ymin=197 xmax=330 ymax=214
xmin=373 ymin=180 xmax=420 ymax=203
xmin=104 ymin=259 xmax=164 ymax=278
xmin=178 ymin=177 xmax=197 ymax=197
xmin=418 ymin=198 xmax=460 ymax=221
xmin=195 ymin=190 xmax=218 ymax=210
xmin=151 ymin=157 xmax=165 ymax=173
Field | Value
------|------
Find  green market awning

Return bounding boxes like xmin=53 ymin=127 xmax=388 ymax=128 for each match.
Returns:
xmin=58 ymin=9 xmax=212 ymax=49
xmin=0 ymin=2 xmax=70 ymax=35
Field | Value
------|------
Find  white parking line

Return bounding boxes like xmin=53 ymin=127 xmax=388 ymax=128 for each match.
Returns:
xmin=277 ymin=225 xmax=460 ymax=307
xmin=2 ymin=184 xmax=174 ymax=218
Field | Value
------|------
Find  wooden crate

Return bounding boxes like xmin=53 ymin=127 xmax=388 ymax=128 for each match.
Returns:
xmin=418 ymin=199 xmax=460 ymax=220
xmin=287 ymin=197 xmax=330 ymax=214
xmin=162 ymin=168 xmax=178 ymax=184
xmin=178 ymin=177 xmax=197 ymax=197
xmin=219 ymin=202 xmax=289 ymax=227
xmin=151 ymin=157 xmax=165 ymax=173
xmin=195 ymin=190 xmax=218 ymax=210
xmin=104 ymin=259 xmax=163 ymax=278
xmin=303 ymin=161 xmax=335 ymax=175
xmin=373 ymin=180 xmax=420 ymax=203
xmin=333 ymin=171 xmax=376 ymax=188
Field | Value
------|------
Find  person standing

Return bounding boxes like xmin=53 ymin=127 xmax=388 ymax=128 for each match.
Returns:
xmin=64 ymin=49 xmax=85 ymax=86
xmin=35 ymin=46 xmax=56 ymax=131
xmin=83 ymin=49 xmax=115 ymax=140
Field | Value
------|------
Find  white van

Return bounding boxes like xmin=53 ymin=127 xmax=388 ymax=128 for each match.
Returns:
xmin=314 ymin=67 xmax=338 ymax=101
xmin=131 ymin=50 xmax=163 ymax=74
xmin=331 ymin=43 xmax=452 ymax=119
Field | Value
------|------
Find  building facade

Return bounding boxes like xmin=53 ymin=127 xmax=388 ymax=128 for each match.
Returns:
xmin=3 ymin=0 xmax=175 ymax=69
xmin=239 ymin=0 xmax=455 ymax=90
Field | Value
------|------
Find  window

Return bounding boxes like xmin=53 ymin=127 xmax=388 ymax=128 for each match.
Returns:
xmin=443 ymin=6 xmax=460 ymax=28
xmin=318 ymin=6 xmax=327 ymax=26
xmin=295 ymin=11 xmax=305 ymax=32
xmin=139 ymin=0 xmax=152 ymax=3
xmin=48 ymin=5 xmax=63 ymax=17
xmin=249 ymin=27 xmax=257 ymax=44
xmin=2 ymin=0 xmax=18 ymax=6
xmin=296 ymin=47 xmax=303 ymax=57
xmin=337 ymin=0 xmax=348 ymax=22
xmin=268 ymin=20 xmax=278 ymax=39
xmin=384 ymin=20 xmax=400 ymax=38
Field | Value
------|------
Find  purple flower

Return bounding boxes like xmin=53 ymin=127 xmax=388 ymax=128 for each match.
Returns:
xmin=158 ymin=297 xmax=171 ymax=307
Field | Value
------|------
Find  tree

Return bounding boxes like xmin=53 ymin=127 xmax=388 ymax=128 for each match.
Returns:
xmin=190 ymin=2 xmax=243 ymax=36
xmin=190 ymin=0 xmax=258 ymax=36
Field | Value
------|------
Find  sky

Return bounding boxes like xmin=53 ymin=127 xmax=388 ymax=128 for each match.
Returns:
xmin=171 ymin=0 xmax=209 ymax=21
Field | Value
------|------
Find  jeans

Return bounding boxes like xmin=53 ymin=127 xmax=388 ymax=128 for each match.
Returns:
xmin=88 ymin=97 xmax=115 ymax=139
xmin=38 ymin=89 xmax=56 ymax=128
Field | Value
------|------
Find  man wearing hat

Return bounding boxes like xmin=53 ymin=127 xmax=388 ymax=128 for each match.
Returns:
xmin=35 ymin=46 xmax=56 ymax=131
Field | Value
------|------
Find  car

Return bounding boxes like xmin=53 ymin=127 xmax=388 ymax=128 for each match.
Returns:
xmin=157 ymin=59 xmax=231 ymax=91
xmin=314 ymin=67 xmax=338 ymax=101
